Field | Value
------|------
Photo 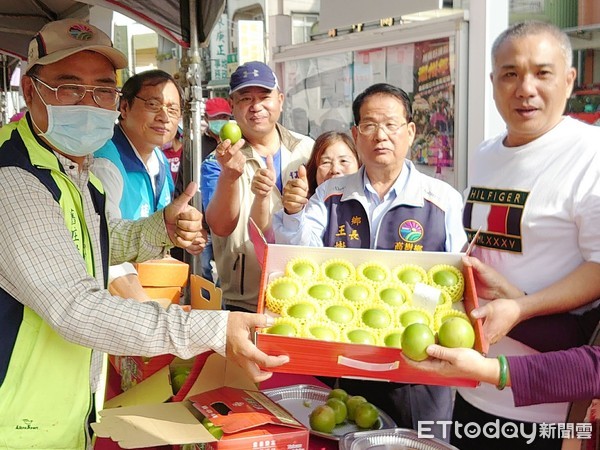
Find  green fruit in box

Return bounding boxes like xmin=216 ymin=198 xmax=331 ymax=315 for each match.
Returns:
xmin=270 ymin=281 xmax=298 ymax=300
xmin=354 ymin=402 xmax=380 ymax=429
xmin=172 ymin=373 xmax=188 ymax=393
xmin=362 ymin=308 xmax=391 ymax=329
xmin=267 ymin=323 xmax=297 ymax=336
xmin=437 ymin=317 xmax=475 ymax=349
xmin=309 ymin=326 xmax=336 ymax=341
xmin=400 ymin=310 xmax=429 ymax=327
xmin=292 ymin=261 xmax=314 ymax=278
xmin=343 ymin=285 xmax=370 ymax=302
xmin=208 ymin=426 xmax=224 ymax=439
xmin=384 ymin=331 xmax=403 ymax=348
xmin=347 ymin=329 xmax=376 ymax=345
xmin=309 ymin=405 xmax=336 ymax=433
xmin=433 ymin=269 xmax=459 ymax=287
xmin=326 ymin=304 xmax=354 ymax=324
xmin=288 ymin=302 xmax=317 ymax=319
xmin=326 ymin=398 xmax=348 ymax=424
xmin=327 ymin=388 xmax=349 ymax=403
xmin=308 ymin=284 xmax=336 ymax=300
xmin=397 ymin=268 xmax=423 ymax=284
xmin=171 ymin=366 xmax=191 ymax=378
xmin=345 ymin=395 xmax=367 ymax=421
xmin=362 ymin=266 xmax=386 ymax=282
xmin=401 ymin=323 xmax=435 ymax=362
xmin=325 ymin=263 xmax=350 ymax=281
xmin=379 ymin=287 xmax=405 ymax=307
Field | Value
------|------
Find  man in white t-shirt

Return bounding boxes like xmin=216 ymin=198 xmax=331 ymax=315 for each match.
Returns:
xmin=454 ymin=21 xmax=600 ymax=450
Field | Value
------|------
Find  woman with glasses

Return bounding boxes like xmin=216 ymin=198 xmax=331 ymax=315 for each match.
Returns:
xmin=93 ymin=70 xmax=206 ymax=304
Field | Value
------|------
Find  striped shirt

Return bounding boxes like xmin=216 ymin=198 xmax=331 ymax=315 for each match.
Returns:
xmin=0 ymin=152 xmax=228 ymax=392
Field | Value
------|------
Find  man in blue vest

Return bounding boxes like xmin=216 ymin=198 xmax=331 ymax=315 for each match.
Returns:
xmin=0 ymin=18 xmax=288 ymax=450
xmin=274 ymin=83 xmax=467 ymax=440
xmin=94 ymin=70 xmax=206 ymax=304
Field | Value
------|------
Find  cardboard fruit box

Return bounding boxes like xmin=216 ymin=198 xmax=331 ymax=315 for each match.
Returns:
xmin=188 ymin=386 xmax=308 ymax=450
xmin=93 ymin=353 xmax=309 ymax=449
xmin=134 ymin=256 xmax=190 ymax=288
xmin=250 ymin=222 xmax=489 ymax=388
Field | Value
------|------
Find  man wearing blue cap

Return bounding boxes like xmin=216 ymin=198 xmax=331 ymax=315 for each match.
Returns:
xmin=205 ymin=61 xmax=314 ymax=312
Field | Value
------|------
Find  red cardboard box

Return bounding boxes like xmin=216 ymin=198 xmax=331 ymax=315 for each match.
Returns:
xmin=108 ymin=277 xmax=222 ymax=392
xmin=250 ymin=221 xmax=488 ymax=388
xmin=94 ymin=353 xmax=308 ymax=449
xmin=188 ymin=386 xmax=308 ymax=450
xmin=109 ymin=354 xmax=176 ymax=391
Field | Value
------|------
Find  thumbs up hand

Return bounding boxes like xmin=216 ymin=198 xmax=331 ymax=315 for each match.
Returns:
xmin=164 ymin=181 xmax=203 ymax=248
xmin=251 ymin=154 xmax=277 ymax=198
xmin=282 ymin=164 xmax=309 ymax=215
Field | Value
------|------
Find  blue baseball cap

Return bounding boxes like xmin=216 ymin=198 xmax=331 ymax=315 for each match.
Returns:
xmin=229 ymin=61 xmax=279 ymax=94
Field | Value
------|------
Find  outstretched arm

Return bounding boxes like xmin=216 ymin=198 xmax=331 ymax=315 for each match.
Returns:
xmin=407 ymin=344 xmax=600 ymax=406
xmin=466 ymin=256 xmax=600 ymax=344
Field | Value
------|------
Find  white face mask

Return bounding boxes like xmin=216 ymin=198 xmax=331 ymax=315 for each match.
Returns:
xmin=38 ymin=104 xmax=119 ymax=157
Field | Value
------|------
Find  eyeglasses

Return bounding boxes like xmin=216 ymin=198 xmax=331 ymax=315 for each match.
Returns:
xmin=31 ymin=76 xmax=121 ymax=108
xmin=134 ymin=95 xmax=181 ymax=118
xmin=356 ymin=121 xmax=408 ymax=136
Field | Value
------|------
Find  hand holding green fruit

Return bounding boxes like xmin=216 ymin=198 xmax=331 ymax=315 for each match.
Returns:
xmin=219 ymin=121 xmax=242 ymax=144
xmin=437 ymin=317 xmax=475 ymax=349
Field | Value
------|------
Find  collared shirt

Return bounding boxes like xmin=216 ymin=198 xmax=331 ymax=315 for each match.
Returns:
xmin=274 ymin=161 xmax=466 ymax=252
xmin=363 ymin=164 xmax=410 ymax=246
xmin=0 ymin=150 xmax=229 ymax=393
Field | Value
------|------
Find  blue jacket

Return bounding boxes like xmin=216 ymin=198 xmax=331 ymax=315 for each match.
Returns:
xmin=94 ymin=125 xmax=174 ymax=219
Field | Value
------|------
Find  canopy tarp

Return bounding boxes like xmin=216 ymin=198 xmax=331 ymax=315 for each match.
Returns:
xmin=0 ymin=0 xmax=223 ymax=276
xmin=0 ymin=0 xmax=224 ymax=60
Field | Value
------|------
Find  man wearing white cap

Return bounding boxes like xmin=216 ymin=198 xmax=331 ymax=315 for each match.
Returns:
xmin=0 ymin=19 xmax=288 ymax=450
xmin=206 ymin=61 xmax=314 ymax=312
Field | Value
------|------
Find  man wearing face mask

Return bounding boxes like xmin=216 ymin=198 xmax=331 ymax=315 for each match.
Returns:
xmin=0 ymin=19 xmax=288 ymax=450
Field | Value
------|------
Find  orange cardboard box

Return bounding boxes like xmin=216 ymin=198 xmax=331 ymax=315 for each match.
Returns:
xmin=134 ymin=257 xmax=189 ymax=288
xmin=143 ymin=286 xmax=182 ymax=304
xmin=250 ymin=221 xmax=488 ymax=388
xmin=93 ymin=353 xmax=309 ymax=449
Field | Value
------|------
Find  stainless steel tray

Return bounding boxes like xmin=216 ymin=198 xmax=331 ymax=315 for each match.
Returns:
xmin=339 ymin=428 xmax=460 ymax=450
xmin=262 ymin=384 xmax=396 ymax=441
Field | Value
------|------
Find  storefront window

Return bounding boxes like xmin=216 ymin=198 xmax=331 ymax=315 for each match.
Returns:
xmin=280 ymin=36 xmax=456 ymax=185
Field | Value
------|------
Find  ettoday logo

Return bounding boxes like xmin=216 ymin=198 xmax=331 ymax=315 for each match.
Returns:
xmin=15 ymin=419 xmax=39 ymax=430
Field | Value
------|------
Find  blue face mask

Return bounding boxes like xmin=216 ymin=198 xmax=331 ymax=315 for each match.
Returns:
xmin=208 ymin=120 xmax=228 ymax=136
xmin=38 ymin=104 xmax=119 ymax=157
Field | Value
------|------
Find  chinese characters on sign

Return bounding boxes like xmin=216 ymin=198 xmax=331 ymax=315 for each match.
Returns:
xmin=210 ymin=14 xmax=229 ymax=81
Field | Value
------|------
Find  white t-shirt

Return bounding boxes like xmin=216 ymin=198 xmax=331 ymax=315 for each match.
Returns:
xmin=459 ymin=116 xmax=600 ymax=423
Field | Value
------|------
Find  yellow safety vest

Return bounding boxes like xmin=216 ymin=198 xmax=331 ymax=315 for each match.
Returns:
xmin=0 ymin=117 xmax=107 ymax=449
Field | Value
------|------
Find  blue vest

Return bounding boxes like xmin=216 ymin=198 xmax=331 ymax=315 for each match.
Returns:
xmin=94 ymin=125 xmax=174 ymax=219
xmin=0 ymin=116 xmax=110 ymax=449
xmin=322 ymin=193 xmax=447 ymax=251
